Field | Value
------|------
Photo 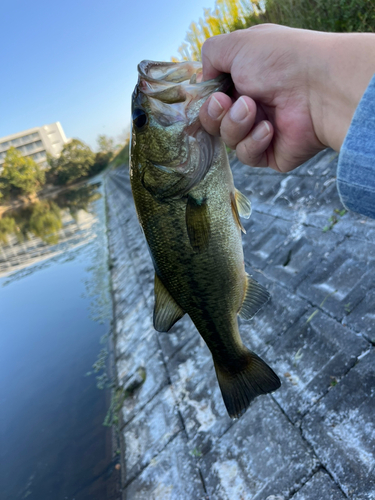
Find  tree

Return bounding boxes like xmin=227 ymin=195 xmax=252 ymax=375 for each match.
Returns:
xmin=48 ymin=139 xmax=95 ymax=185
xmin=173 ymin=0 xmax=262 ymax=61
xmin=28 ymin=201 xmax=62 ymax=245
xmin=90 ymin=152 xmax=112 ymax=176
xmin=97 ymin=134 xmax=115 ymax=154
xmin=111 ymin=142 xmax=130 ymax=169
xmin=1 ymin=147 xmax=45 ymax=196
xmin=174 ymin=0 xmax=375 ymax=63
xmin=0 ymin=217 xmax=16 ymax=245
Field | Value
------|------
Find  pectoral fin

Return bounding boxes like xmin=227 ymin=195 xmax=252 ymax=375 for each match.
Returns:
xmin=154 ymin=274 xmax=185 ymax=332
xmin=239 ymin=274 xmax=270 ymax=320
xmin=230 ymin=192 xmax=246 ymax=233
xmin=186 ymin=195 xmax=210 ymax=253
xmin=235 ymin=188 xmax=251 ymax=219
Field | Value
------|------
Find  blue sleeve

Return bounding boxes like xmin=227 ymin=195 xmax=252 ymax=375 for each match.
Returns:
xmin=337 ymin=74 xmax=375 ymax=219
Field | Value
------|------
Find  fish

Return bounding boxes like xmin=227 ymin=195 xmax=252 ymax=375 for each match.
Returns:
xmin=129 ymin=60 xmax=280 ymax=418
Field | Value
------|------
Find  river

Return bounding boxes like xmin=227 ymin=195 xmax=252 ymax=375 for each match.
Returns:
xmin=0 ymin=177 xmax=120 ymax=500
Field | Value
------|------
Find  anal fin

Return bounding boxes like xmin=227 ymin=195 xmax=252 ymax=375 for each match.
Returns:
xmin=239 ymin=274 xmax=270 ymax=320
xmin=154 ymin=274 xmax=185 ymax=332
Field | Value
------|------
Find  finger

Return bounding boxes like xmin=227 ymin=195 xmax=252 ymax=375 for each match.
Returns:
xmin=201 ymin=32 xmax=236 ymax=81
xmin=236 ymin=121 xmax=273 ymax=167
xmin=199 ymin=92 xmax=233 ymax=136
xmin=220 ymin=96 xmax=257 ymax=149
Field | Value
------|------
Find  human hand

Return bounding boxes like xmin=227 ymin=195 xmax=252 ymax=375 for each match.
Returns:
xmin=199 ymin=24 xmax=375 ymax=172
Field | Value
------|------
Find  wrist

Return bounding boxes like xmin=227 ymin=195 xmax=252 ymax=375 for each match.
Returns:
xmin=309 ymin=32 xmax=375 ymax=151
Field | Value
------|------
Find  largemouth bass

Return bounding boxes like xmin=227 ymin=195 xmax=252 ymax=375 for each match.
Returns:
xmin=130 ymin=60 xmax=280 ymax=418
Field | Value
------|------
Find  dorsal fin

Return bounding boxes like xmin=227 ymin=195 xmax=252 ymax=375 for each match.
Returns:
xmin=235 ymin=188 xmax=251 ymax=219
xmin=230 ymin=192 xmax=246 ymax=233
xmin=153 ymin=274 xmax=185 ymax=332
xmin=186 ymin=195 xmax=210 ymax=253
xmin=239 ymin=274 xmax=270 ymax=320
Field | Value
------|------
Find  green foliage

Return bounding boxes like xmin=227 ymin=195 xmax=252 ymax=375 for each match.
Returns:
xmin=265 ymin=0 xmax=375 ymax=33
xmin=0 ymin=183 xmax=102 ymax=247
xmin=322 ymin=208 xmax=347 ymax=232
xmin=90 ymin=152 xmax=113 ymax=176
xmin=1 ymin=147 xmax=45 ymax=196
xmin=110 ymin=142 xmax=130 ymax=169
xmin=174 ymin=0 xmax=262 ymax=61
xmin=0 ymin=217 xmax=17 ymax=244
xmin=28 ymin=201 xmax=62 ymax=244
xmin=97 ymin=134 xmax=115 ymax=154
xmin=48 ymin=139 xmax=95 ymax=185
xmin=175 ymin=0 xmax=375 ymax=62
xmin=55 ymin=182 xmax=101 ymax=220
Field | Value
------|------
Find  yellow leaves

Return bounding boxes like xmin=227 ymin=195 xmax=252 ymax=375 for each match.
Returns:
xmin=173 ymin=0 xmax=264 ymax=62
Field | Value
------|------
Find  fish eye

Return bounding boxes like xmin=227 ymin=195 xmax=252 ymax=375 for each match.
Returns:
xmin=132 ymin=108 xmax=148 ymax=130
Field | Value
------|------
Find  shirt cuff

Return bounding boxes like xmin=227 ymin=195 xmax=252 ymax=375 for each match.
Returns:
xmin=337 ymin=73 xmax=375 ymax=219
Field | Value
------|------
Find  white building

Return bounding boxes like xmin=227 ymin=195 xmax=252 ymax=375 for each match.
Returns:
xmin=0 ymin=122 xmax=68 ymax=170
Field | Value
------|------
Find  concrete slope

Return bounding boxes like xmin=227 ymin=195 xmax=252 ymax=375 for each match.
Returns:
xmin=106 ymin=149 xmax=375 ymax=500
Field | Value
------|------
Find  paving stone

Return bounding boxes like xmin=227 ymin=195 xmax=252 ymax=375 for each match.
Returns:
xmin=294 ymin=149 xmax=338 ymax=177
xmin=263 ymin=226 xmax=344 ymax=291
xmin=313 ymin=175 xmax=342 ymax=210
xmin=200 ymin=397 xmax=318 ymax=500
xmin=251 ymin=201 xmax=297 ymax=222
xmin=297 ymin=243 xmax=375 ymax=321
xmin=345 ymin=287 xmax=375 ymax=344
xmin=238 ymin=279 xmax=309 ymax=356
xmin=115 ymin=296 xmax=154 ymax=359
xmin=106 ymin=158 xmax=375 ymax=500
xmin=122 ymin=386 xmax=181 ymax=484
xmin=331 ymin=214 xmax=375 ymax=241
xmin=344 ymin=237 xmax=375 ymax=263
xmin=168 ymin=336 xmax=233 ymax=455
xmin=243 ymin=218 xmax=292 ymax=270
xmin=234 ymin=169 xmax=286 ymax=205
xmin=121 ymin=348 xmax=169 ymax=425
xmin=233 ymin=149 xmax=340 ymax=214
xmin=125 ymin=433 xmax=206 ymax=500
xmin=241 ymin=209 xmax=275 ymax=235
xmin=116 ymin=330 xmax=159 ymax=383
xmin=290 ymin=470 xmax=346 ymax=500
xmin=157 ymin=313 xmax=200 ymax=361
xmin=302 ymin=350 xmax=375 ymax=499
xmin=266 ymin=310 xmax=369 ymax=422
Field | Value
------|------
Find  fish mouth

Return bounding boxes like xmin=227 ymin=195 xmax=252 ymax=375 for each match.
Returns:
xmin=138 ymin=60 xmax=203 ymax=85
xmin=137 ymin=60 xmax=232 ymax=105
xmin=133 ymin=61 xmax=232 ymax=198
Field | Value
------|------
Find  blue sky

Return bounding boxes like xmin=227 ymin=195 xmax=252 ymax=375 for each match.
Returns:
xmin=1 ymin=0 xmax=216 ymax=150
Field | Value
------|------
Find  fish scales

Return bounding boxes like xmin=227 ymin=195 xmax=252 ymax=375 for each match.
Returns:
xmin=130 ymin=60 xmax=280 ymax=418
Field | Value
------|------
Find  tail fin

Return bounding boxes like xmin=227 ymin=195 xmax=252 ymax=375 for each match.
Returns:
xmin=214 ymin=350 xmax=281 ymax=419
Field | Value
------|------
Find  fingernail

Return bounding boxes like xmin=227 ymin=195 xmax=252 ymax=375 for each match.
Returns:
xmin=207 ymin=96 xmax=223 ymax=119
xmin=230 ymin=97 xmax=249 ymax=122
xmin=252 ymin=121 xmax=271 ymax=141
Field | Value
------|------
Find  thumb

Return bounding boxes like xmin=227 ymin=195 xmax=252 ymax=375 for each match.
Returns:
xmin=201 ymin=32 xmax=236 ymax=81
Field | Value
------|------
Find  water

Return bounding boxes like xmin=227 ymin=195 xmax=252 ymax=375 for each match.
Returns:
xmin=0 ymin=179 xmax=120 ymax=500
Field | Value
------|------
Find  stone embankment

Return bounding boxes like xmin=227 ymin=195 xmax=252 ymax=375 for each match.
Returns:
xmin=105 ymin=149 xmax=375 ymax=500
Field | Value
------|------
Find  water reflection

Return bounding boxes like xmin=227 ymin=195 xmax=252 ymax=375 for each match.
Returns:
xmin=0 ymin=177 xmax=120 ymax=499
xmin=0 ymin=183 xmax=102 ymax=277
